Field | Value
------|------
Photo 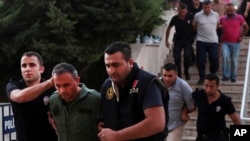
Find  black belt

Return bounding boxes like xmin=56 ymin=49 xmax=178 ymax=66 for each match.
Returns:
xmin=197 ymin=130 xmax=227 ymax=140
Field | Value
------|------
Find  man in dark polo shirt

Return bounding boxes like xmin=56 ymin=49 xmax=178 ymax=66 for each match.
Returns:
xmin=6 ymin=51 xmax=57 ymax=141
xmin=165 ymin=3 xmax=195 ymax=80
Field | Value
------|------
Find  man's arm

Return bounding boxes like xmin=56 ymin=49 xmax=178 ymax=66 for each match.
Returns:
xmin=244 ymin=2 xmax=250 ymax=17
xmin=229 ymin=112 xmax=241 ymax=125
xmin=241 ymin=23 xmax=249 ymax=37
xmin=165 ymin=24 xmax=173 ymax=48
xmin=10 ymin=78 xmax=54 ymax=103
xmin=98 ymin=106 xmax=165 ymax=141
xmin=192 ymin=20 xmax=198 ymax=32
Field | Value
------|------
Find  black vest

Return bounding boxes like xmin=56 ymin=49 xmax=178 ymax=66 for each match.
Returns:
xmin=101 ymin=65 xmax=167 ymax=141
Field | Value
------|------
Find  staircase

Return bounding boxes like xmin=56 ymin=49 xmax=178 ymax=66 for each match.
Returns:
xmin=165 ymin=38 xmax=250 ymax=141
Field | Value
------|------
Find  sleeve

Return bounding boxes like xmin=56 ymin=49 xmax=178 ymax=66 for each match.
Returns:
xmin=169 ymin=16 xmax=175 ymax=27
xmin=6 ymin=80 xmax=20 ymax=99
xmin=181 ymin=81 xmax=193 ymax=111
xmin=219 ymin=16 xmax=223 ymax=24
xmin=193 ymin=13 xmax=198 ymax=23
xmin=224 ymin=96 xmax=236 ymax=115
xmin=192 ymin=88 xmax=203 ymax=106
xmin=142 ymin=81 xmax=163 ymax=110
xmin=216 ymin=12 xmax=220 ymax=23
xmin=239 ymin=14 xmax=247 ymax=25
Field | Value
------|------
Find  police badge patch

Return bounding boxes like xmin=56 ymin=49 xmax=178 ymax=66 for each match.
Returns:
xmin=216 ymin=105 xmax=221 ymax=112
xmin=43 ymin=96 xmax=49 ymax=105
xmin=106 ymin=87 xmax=114 ymax=100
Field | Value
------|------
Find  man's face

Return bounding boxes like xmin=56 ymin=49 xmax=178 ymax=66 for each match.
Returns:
xmin=179 ymin=8 xmax=188 ymax=17
xmin=21 ymin=55 xmax=44 ymax=84
xmin=104 ymin=52 xmax=133 ymax=87
xmin=203 ymin=79 xmax=218 ymax=97
xmin=226 ymin=5 xmax=235 ymax=16
xmin=193 ymin=0 xmax=200 ymax=5
xmin=203 ymin=4 xmax=212 ymax=15
xmin=161 ymin=69 xmax=177 ymax=87
xmin=53 ymin=72 xmax=80 ymax=102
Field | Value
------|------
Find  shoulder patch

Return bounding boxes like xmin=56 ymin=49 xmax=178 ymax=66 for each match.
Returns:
xmin=106 ymin=87 xmax=114 ymax=100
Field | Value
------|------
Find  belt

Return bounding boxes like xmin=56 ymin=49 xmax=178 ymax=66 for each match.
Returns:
xmin=197 ymin=130 xmax=227 ymax=140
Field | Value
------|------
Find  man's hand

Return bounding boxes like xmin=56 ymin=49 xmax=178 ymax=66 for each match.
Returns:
xmin=47 ymin=112 xmax=57 ymax=134
xmin=181 ymin=112 xmax=190 ymax=123
xmin=165 ymin=41 xmax=171 ymax=48
xmin=98 ymin=128 xmax=120 ymax=141
xmin=97 ymin=121 xmax=104 ymax=131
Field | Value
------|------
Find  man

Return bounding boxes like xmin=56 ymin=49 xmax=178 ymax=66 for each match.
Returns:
xmin=188 ymin=0 xmax=203 ymax=66
xmin=161 ymin=63 xmax=193 ymax=141
xmin=220 ymin=3 xmax=249 ymax=82
xmin=165 ymin=3 xmax=195 ymax=80
xmin=98 ymin=41 xmax=167 ymax=141
xmin=212 ymin=0 xmax=226 ymax=59
xmin=193 ymin=0 xmax=219 ymax=84
xmin=49 ymin=63 xmax=101 ymax=141
xmin=189 ymin=0 xmax=203 ymax=17
xmin=237 ymin=0 xmax=250 ymax=36
xmin=212 ymin=0 xmax=226 ymax=17
xmin=6 ymin=51 xmax=57 ymax=141
xmin=192 ymin=73 xmax=241 ymax=141
xmin=180 ymin=0 xmax=193 ymax=7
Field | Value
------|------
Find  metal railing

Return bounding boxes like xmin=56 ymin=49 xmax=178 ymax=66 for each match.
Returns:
xmin=240 ymin=38 xmax=250 ymax=122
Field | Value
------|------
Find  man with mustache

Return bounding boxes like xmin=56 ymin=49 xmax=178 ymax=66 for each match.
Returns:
xmin=219 ymin=3 xmax=249 ymax=82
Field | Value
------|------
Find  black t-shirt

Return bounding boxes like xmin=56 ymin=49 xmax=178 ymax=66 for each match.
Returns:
xmin=6 ymin=79 xmax=57 ymax=141
xmin=169 ymin=14 xmax=194 ymax=42
xmin=192 ymin=89 xmax=236 ymax=134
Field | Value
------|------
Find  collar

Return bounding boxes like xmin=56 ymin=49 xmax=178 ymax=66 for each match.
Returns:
xmin=115 ymin=62 xmax=140 ymax=89
xmin=71 ymin=83 xmax=91 ymax=102
xmin=225 ymin=13 xmax=237 ymax=19
xmin=201 ymin=10 xmax=216 ymax=16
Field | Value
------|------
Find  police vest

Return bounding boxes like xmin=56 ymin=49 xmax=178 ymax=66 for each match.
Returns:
xmin=101 ymin=69 xmax=168 ymax=141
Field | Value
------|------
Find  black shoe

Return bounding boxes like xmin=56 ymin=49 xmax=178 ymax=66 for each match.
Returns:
xmin=222 ymin=77 xmax=229 ymax=81
xmin=231 ymin=79 xmax=236 ymax=83
xmin=198 ymin=79 xmax=204 ymax=85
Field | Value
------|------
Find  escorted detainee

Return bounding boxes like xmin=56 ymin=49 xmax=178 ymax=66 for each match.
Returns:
xmin=49 ymin=63 xmax=102 ymax=141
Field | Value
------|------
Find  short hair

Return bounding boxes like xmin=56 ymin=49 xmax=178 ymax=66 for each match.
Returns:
xmin=179 ymin=2 xmax=188 ymax=10
xmin=163 ymin=63 xmax=178 ymax=72
xmin=203 ymin=0 xmax=211 ymax=5
xmin=104 ymin=41 xmax=132 ymax=61
xmin=226 ymin=3 xmax=234 ymax=7
xmin=205 ymin=73 xmax=220 ymax=85
xmin=52 ymin=63 xmax=78 ymax=78
xmin=22 ymin=51 xmax=44 ymax=66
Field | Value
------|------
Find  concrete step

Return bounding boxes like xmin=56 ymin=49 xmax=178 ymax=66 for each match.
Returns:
xmin=188 ymin=80 xmax=244 ymax=91
xmin=183 ymin=112 xmax=250 ymax=140
xmin=162 ymin=12 xmax=250 ymax=140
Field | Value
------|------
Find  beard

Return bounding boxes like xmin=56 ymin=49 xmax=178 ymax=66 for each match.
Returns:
xmin=227 ymin=13 xmax=234 ymax=17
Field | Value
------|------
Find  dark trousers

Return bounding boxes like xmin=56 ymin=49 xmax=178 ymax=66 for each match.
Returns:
xmin=173 ymin=41 xmax=193 ymax=76
xmin=196 ymin=41 xmax=219 ymax=80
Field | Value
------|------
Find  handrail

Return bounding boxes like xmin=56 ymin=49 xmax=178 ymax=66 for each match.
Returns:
xmin=240 ymin=38 xmax=250 ymax=121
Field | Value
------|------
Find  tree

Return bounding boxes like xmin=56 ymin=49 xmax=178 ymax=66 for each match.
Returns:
xmin=0 ymin=0 xmax=165 ymax=95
